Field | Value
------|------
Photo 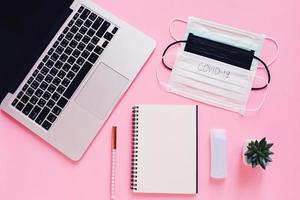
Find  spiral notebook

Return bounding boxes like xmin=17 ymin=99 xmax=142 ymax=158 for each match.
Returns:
xmin=131 ymin=105 xmax=198 ymax=194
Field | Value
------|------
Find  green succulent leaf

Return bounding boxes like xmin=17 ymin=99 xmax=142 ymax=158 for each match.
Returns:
xmin=245 ymin=138 xmax=274 ymax=169
xmin=258 ymin=157 xmax=266 ymax=170
xmin=266 ymin=143 xmax=274 ymax=149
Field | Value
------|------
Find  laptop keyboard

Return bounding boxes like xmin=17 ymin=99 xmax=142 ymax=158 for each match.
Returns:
xmin=11 ymin=6 xmax=119 ymax=131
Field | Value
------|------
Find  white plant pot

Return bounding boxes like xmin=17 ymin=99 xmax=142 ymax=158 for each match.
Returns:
xmin=243 ymin=139 xmax=253 ymax=167
xmin=243 ymin=138 xmax=271 ymax=168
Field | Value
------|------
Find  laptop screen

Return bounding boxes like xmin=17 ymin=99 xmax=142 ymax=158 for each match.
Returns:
xmin=0 ymin=0 xmax=73 ymax=102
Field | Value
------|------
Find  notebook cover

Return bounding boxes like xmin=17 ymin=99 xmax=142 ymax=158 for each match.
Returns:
xmin=131 ymin=105 xmax=198 ymax=194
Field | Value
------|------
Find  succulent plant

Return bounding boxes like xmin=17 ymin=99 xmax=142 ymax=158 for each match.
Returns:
xmin=244 ymin=138 xmax=274 ymax=170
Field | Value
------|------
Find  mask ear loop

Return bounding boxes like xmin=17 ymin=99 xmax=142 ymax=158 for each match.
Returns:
xmin=251 ymin=56 xmax=270 ymax=90
xmin=156 ymin=53 xmax=178 ymax=90
xmin=246 ymin=75 xmax=269 ymax=113
xmin=257 ymin=36 xmax=279 ymax=69
xmin=169 ymin=18 xmax=188 ymax=41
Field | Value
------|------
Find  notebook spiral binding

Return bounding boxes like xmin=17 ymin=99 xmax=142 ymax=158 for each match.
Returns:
xmin=131 ymin=106 xmax=139 ymax=190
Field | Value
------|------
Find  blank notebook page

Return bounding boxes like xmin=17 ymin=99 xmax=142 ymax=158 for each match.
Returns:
xmin=132 ymin=105 xmax=198 ymax=194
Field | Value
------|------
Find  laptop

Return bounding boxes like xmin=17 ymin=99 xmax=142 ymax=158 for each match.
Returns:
xmin=0 ymin=0 xmax=156 ymax=160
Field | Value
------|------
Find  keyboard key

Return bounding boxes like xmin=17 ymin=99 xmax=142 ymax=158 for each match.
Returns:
xmin=68 ymin=20 xmax=75 ymax=27
xmin=81 ymin=50 xmax=90 ymax=58
xmin=35 ymin=107 xmax=50 ymax=125
xmin=67 ymin=56 xmax=76 ymax=65
xmin=58 ymin=70 xmax=66 ymax=79
xmin=77 ymin=42 xmax=86 ymax=51
xmin=92 ymin=17 xmax=103 ymax=30
xmin=56 ymin=46 xmax=64 ymax=54
xmin=11 ymin=99 xmax=18 ymax=106
xmin=76 ymin=57 xmax=85 ymax=65
xmin=35 ymin=89 xmax=43 ymax=97
xmin=88 ymin=52 xmax=99 ymax=64
xmin=75 ymin=19 xmax=84 ymax=27
xmin=79 ymin=26 xmax=88 ymax=35
xmin=94 ymin=46 xmax=103 ymax=55
xmin=112 ymin=27 xmax=118 ymax=34
xmin=63 ymin=62 xmax=93 ymax=99
xmin=45 ymin=75 xmax=53 ymax=83
xmin=47 ymin=99 xmax=55 ymax=109
xmin=36 ymin=74 xmax=44 ymax=82
xmin=84 ymin=19 xmax=92 ymax=28
xmin=29 ymin=106 xmax=41 ymax=120
xmin=31 ymin=81 xmax=39 ymax=89
xmin=37 ymin=63 xmax=44 ymax=69
xmin=58 ymin=34 xmax=64 ymax=41
xmin=47 ymin=113 xmax=57 ymax=123
xmin=91 ymin=36 xmax=100 ymax=45
xmin=57 ymin=85 xmax=66 ymax=94
xmin=102 ymin=41 xmax=108 ymax=48
xmin=47 ymin=84 xmax=56 ymax=93
xmin=73 ymin=13 xmax=79 ymax=20
xmin=62 ymin=63 xmax=71 ymax=72
xmin=61 ymin=39 xmax=69 ymax=47
xmin=52 ymin=77 xmax=61 ymax=86
xmin=54 ymin=60 xmax=63 ymax=69
xmin=62 ymin=78 xmax=70 ymax=87
xmin=30 ymin=96 xmax=38 ymax=104
xmin=89 ymin=13 xmax=97 ymax=21
xmin=51 ymin=53 xmax=59 ymax=61
xmin=96 ymin=21 xmax=110 ymax=38
xmin=42 ymin=55 xmax=49 ymax=62
xmin=26 ymin=88 xmax=34 ymax=96
xmin=87 ymin=29 xmax=96 ymax=37
xmin=42 ymin=120 xmax=52 ymax=130
xmin=69 ymin=40 xmax=78 ymax=48
xmin=64 ymin=47 xmax=73 ymax=55
xmin=57 ymin=97 xmax=68 ymax=108
xmin=52 ymin=106 xmax=62 ymax=116
xmin=78 ymin=6 xmax=84 ymax=13
xmin=16 ymin=102 xmax=25 ymax=111
xmin=70 ymin=26 xmax=79 ymax=34
xmin=71 ymin=64 xmax=80 ymax=73
xmin=53 ymin=41 xmax=59 ymax=48
xmin=65 ymin=32 xmax=74 ymax=41
xmin=48 ymin=48 xmax=54 ymax=55
xmin=82 ymin=35 xmax=91 ymax=44
xmin=49 ymin=68 xmax=58 ymax=76
xmin=32 ymin=69 xmax=39 ymax=77
xmin=104 ymin=32 xmax=113 ymax=41
xmin=37 ymin=98 xmax=46 ymax=107
xmin=80 ymin=8 xmax=91 ymax=20
xmin=41 ymin=67 xmax=50 ymax=75
xmin=17 ymin=91 xmax=23 ymax=98
xmin=66 ymin=71 xmax=75 ymax=80
xmin=22 ymin=103 xmax=33 ymax=115
xmin=86 ymin=43 xmax=95 ymax=51
xmin=74 ymin=33 xmax=83 ymax=41
xmin=51 ymin=92 xmax=60 ymax=101
xmin=46 ymin=60 xmax=54 ymax=68
xmin=72 ymin=49 xmax=81 ymax=58
xmin=22 ymin=84 xmax=29 ymax=91
xmin=59 ymin=53 xmax=68 ymax=62
xmin=21 ymin=95 xmax=29 ymax=104
xmin=40 ymin=82 xmax=48 ymax=90
xmin=63 ymin=27 xmax=69 ymax=34
xmin=42 ymin=91 xmax=51 ymax=100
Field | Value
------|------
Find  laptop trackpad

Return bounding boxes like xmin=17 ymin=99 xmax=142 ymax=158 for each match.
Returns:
xmin=76 ymin=63 xmax=129 ymax=119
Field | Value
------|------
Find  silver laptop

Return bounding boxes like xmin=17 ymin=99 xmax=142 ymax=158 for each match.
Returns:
xmin=0 ymin=0 xmax=156 ymax=160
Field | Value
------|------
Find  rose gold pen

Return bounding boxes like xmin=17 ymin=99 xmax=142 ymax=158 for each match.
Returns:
xmin=110 ymin=126 xmax=117 ymax=200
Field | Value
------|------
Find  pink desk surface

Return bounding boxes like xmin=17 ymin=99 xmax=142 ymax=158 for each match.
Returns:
xmin=1 ymin=0 xmax=299 ymax=199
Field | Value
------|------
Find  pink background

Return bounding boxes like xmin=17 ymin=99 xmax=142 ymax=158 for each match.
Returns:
xmin=0 ymin=0 xmax=299 ymax=199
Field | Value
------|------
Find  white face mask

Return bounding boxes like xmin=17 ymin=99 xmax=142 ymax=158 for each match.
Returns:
xmin=158 ymin=17 xmax=279 ymax=115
